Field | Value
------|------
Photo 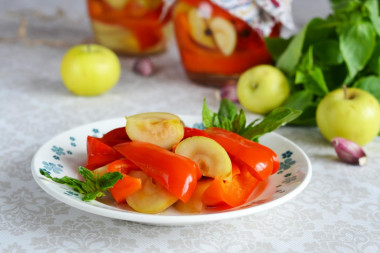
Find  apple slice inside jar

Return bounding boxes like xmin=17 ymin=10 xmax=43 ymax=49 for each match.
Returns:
xmin=174 ymin=136 xmax=232 ymax=181
xmin=105 ymin=0 xmax=131 ymax=9
xmin=209 ymin=16 xmax=237 ymax=56
xmin=125 ymin=112 xmax=184 ymax=150
xmin=126 ymin=170 xmax=178 ymax=214
xmin=91 ymin=21 xmax=141 ymax=53
xmin=187 ymin=8 xmax=216 ymax=49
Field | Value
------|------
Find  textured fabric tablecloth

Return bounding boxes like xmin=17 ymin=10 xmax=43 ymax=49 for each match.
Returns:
xmin=1 ymin=1 xmax=379 ymax=252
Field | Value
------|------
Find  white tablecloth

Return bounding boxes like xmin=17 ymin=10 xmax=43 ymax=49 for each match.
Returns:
xmin=1 ymin=0 xmax=379 ymax=252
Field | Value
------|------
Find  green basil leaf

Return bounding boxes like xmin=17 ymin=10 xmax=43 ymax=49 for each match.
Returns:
xmin=276 ymin=23 xmax=308 ymax=75
xmin=282 ymin=90 xmax=314 ymax=111
xmin=313 ymin=40 xmax=343 ymax=66
xmin=295 ymin=47 xmax=329 ymax=96
xmin=241 ymin=107 xmax=302 ymax=141
xmin=232 ymin=109 xmax=247 ymax=134
xmin=287 ymin=104 xmax=318 ymax=126
xmin=366 ymin=38 xmax=380 ymax=75
xmin=339 ymin=21 xmax=376 ymax=82
xmin=218 ymin=99 xmax=237 ymax=122
xmin=40 ymin=169 xmax=87 ymax=194
xmin=353 ymin=76 xmax=380 ymax=102
xmin=202 ymin=99 xmax=216 ymax=128
xmin=364 ymin=0 xmax=380 ymax=36
xmin=265 ymin=37 xmax=291 ymax=61
xmin=99 ymin=172 xmax=123 ymax=191
xmin=83 ymin=191 xmax=104 ymax=202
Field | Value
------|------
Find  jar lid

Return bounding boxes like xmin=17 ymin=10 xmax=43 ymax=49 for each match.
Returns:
xmin=210 ymin=0 xmax=295 ymax=36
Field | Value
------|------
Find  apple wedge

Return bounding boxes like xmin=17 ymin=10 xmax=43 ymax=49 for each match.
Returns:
xmin=187 ymin=8 xmax=216 ymax=49
xmin=175 ymin=136 xmax=232 ymax=181
xmin=105 ymin=0 xmax=131 ymax=9
xmin=126 ymin=112 xmax=184 ymax=150
xmin=126 ymin=170 xmax=178 ymax=214
xmin=209 ymin=16 xmax=237 ymax=56
xmin=91 ymin=21 xmax=140 ymax=53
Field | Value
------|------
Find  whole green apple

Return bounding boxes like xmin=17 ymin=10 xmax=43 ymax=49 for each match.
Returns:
xmin=316 ymin=87 xmax=380 ymax=146
xmin=237 ymin=65 xmax=290 ymax=114
xmin=60 ymin=44 xmax=121 ymax=96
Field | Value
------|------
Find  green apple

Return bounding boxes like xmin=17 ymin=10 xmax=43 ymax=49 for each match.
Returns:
xmin=316 ymin=87 xmax=380 ymax=146
xmin=237 ymin=65 xmax=290 ymax=114
xmin=60 ymin=44 xmax=121 ymax=96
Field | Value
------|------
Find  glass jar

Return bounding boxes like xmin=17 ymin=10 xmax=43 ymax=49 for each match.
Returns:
xmin=87 ymin=0 xmax=173 ymax=55
xmin=173 ymin=0 xmax=281 ymax=85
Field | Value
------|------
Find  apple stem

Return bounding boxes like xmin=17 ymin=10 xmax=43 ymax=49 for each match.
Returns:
xmin=343 ymin=84 xmax=348 ymax=100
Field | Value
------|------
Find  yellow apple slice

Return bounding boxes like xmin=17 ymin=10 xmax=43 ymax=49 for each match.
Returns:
xmin=136 ymin=0 xmax=162 ymax=9
xmin=125 ymin=112 xmax=184 ymax=150
xmin=91 ymin=21 xmax=140 ymax=53
xmin=209 ymin=17 xmax=237 ymax=56
xmin=105 ymin=0 xmax=131 ymax=9
xmin=92 ymin=165 xmax=108 ymax=178
xmin=174 ymin=179 xmax=213 ymax=213
xmin=187 ymin=8 xmax=216 ymax=49
xmin=175 ymin=136 xmax=232 ymax=181
xmin=126 ymin=170 xmax=178 ymax=214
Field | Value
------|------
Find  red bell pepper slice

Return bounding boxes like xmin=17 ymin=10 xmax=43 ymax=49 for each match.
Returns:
xmin=100 ymin=127 xmax=131 ymax=147
xmin=183 ymin=127 xmax=209 ymax=139
xmin=202 ymin=159 xmax=259 ymax=207
xmin=205 ymin=127 xmax=279 ymax=180
xmin=107 ymin=159 xmax=142 ymax=204
xmin=85 ymin=136 xmax=123 ymax=171
xmin=114 ymin=141 xmax=201 ymax=203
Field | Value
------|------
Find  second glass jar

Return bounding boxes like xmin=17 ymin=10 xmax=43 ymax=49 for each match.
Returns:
xmin=173 ymin=0 xmax=281 ymax=85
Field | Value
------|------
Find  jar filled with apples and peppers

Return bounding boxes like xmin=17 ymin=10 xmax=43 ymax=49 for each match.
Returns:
xmin=87 ymin=0 xmax=174 ymax=55
xmin=173 ymin=0 xmax=294 ymax=85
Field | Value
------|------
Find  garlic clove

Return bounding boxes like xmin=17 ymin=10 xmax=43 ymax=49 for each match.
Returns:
xmin=331 ymin=137 xmax=367 ymax=166
xmin=220 ymin=80 xmax=238 ymax=103
xmin=133 ymin=58 xmax=154 ymax=77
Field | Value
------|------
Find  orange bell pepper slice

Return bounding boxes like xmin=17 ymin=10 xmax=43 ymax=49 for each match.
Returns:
xmin=114 ymin=141 xmax=201 ymax=203
xmin=107 ymin=159 xmax=142 ymax=204
xmin=202 ymin=159 xmax=259 ymax=207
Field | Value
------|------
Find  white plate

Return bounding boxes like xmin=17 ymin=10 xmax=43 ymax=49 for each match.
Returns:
xmin=31 ymin=116 xmax=312 ymax=226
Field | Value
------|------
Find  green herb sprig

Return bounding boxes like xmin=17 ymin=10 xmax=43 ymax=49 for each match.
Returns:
xmin=202 ymin=99 xmax=302 ymax=142
xmin=40 ymin=167 xmax=123 ymax=201
xmin=265 ymin=0 xmax=380 ymax=126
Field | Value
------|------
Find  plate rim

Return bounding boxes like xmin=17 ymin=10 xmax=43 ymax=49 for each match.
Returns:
xmin=31 ymin=116 xmax=312 ymax=225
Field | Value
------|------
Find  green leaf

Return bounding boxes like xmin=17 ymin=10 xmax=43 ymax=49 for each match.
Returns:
xmin=99 ymin=172 xmax=123 ymax=191
xmin=202 ymin=99 xmax=301 ymax=142
xmin=232 ymin=109 xmax=246 ymax=134
xmin=331 ymin=0 xmax=361 ymax=14
xmin=265 ymin=37 xmax=291 ymax=61
xmin=287 ymin=104 xmax=318 ymax=126
xmin=282 ymin=90 xmax=314 ymax=111
xmin=278 ymin=91 xmax=317 ymax=126
xmin=202 ymin=99 xmax=216 ymax=128
xmin=83 ymin=191 xmax=104 ymax=201
xmin=218 ymin=99 xmax=237 ymax=122
xmin=295 ymin=47 xmax=329 ymax=96
xmin=313 ymin=39 xmax=343 ymax=66
xmin=276 ymin=23 xmax=308 ymax=75
xmin=364 ymin=0 xmax=380 ymax=36
xmin=366 ymin=39 xmax=380 ymax=75
xmin=40 ymin=169 xmax=87 ymax=194
xmin=241 ymin=107 xmax=303 ymax=141
xmin=40 ymin=167 xmax=122 ymax=202
xmin=353 ymin=75 xmax=380 ymax=102
xmin=338 ymin=21 xmax=376 ymax=82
